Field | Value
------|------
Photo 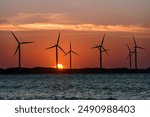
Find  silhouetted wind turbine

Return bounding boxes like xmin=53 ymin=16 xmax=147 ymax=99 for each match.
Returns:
xmin=132 ymin=35 xmax=145 ymax=69
xmin=92 ymin=34 xmax=109 ymax=69
xmin=65 ymin=42 xmax=78 ymax=69
xmin=11 ymin=31 xmax=34 ymax=68
xmin=127 ymin=44 xmax=134 ymax=69
xmin=46 ymin=32 xmax=66 ymax=69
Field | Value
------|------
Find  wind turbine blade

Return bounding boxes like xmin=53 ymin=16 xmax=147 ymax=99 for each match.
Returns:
xmin=72 ymin=51 xmax=79 ymax=56
xmin=21 ymin=42 xmax=34 ymax=44
xmin=57 ymin=32 xmax=61 ymax=45
xmin=70 ymin=42 xmax=71 ymax=50
xmin=126 ymin=54 xmax=130 ymax=59
xmin=14 ymin=45 xmax=19 ymax=56
xmin=91 ymin=46 xmax=98 ymax=49
xmin=132 ymin=35 xmax=137 ymax=46
xmin=58 ymin=46 xmax=66 ymax=54
xmin=127 ymin=44 xmax=131 ymax=52
xmin=132 ymin=49 xmax=135 ymax=54
xmin=64 ymin=51 xmax=70 ymax=56
xmin=11 ymin=31 xmax=20 ymax=43
xmin=91 ymin=45 xmax=99 ymax=49
xmin=101 ymin=34 xmax=105 ymax=46
xmin=46 ymin=45 xmax=56 ymax=49
xmin=102 ymin=47 xmax=109 ymax=56
xmin=131 ymin=51 xmax=134 ymax=56
xmin=137 ymin=46 xmax=145 ymax=50
xmin=102 ymin=49 xmax=110 ymax=52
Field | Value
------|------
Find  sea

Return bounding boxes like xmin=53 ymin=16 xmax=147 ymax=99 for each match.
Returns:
xmin=0 ymin=73 xmax=150 ymax=100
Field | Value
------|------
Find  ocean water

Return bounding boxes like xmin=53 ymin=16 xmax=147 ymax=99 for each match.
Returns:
xmin=0 ymin=74 xmax=150 ymax=100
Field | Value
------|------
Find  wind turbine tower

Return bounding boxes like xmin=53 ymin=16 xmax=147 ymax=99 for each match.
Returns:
xmin=46 ymin=32 xmax=66 ymax=69
xmin=11 ymin=31 xmax=34 ymax=68
xmin=65 ymin=42 xmax=78 ymax=69
xmin=127 ymin=44 xmax=133 ymax=69
xmin=132 ymin=35 xmax=145 ymax=69
xmin=92 ymin=34 xmax=109 ymax=69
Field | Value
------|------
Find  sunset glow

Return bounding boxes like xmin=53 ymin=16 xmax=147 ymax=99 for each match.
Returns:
xmin=0 ymin=0 xmax=149 ymax=69
xmin=57 ymin=64 xmax=64 ymax=69
xmin=0 ymin=23 xmax=149 ymax=33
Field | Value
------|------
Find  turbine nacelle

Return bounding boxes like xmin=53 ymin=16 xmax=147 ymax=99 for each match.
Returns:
xmin=127 ymin=44 xmax=134 ymax=59
xmin=133 ymin=35 xmax=145 ymax=50
xmin=65 ymin=42 xmax=78 ymax=69
xmin=92 ymin=33 xmax=109 ymax=69
xmin=65 ymin=50 xmax=79 ymax=56
xmin=46 ymin=32 xmax=65 ymax=54
xmin=92 ymin=45 xmax=109 ymax=56
xmin=65 ymin=42 xmax=78 ymax=56
xmin=11 ymin=31 xmax=34 ymax=68
xmin=11 ymin=31 xmax=34 ymax=56
xmin=46 ymin=32 xmax=66 ymax=68
xmin=132 ymin=35 xmax=145 ymax=69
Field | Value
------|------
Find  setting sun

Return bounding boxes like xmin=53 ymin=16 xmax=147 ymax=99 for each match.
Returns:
xmin=57 ymin=64 xmax=64 ymax=69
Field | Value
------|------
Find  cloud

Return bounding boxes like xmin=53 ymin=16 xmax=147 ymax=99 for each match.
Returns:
xmin=0 ymin=23 xmax=149 ymax=33
xmin=0 ymin=13 xmax=149 ymax=32
xmin=1 ymin=13 xmax=75 ymax=24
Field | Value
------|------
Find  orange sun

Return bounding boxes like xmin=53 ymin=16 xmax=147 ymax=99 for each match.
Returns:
xmin=57 ymin=64 xmax=64 ymax=69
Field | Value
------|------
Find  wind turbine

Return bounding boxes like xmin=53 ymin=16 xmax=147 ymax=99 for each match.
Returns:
xmin=127 ymin=44 xmax=134 ymax=69
xmin=65 ymin=42 xmax=78 ymax=69
xmin=46 ymin=32 xmax=66 ymax=69
xmin=11 ymin=31 xmax=34 ymax=68
xmin=132 ymin=35 xmax=145 ymax=69
xmin=92 ymin=34 xmax=109 ymax=69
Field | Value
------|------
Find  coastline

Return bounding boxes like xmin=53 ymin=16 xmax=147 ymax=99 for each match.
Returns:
xmin=0 ymin=67 xmax=150 ymax=74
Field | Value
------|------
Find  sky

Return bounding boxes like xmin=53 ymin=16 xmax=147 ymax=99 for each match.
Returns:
xmin=0 ymin=0 xmax=150 ymax=69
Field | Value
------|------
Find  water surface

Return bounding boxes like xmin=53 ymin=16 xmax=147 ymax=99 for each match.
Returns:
xmin=0 ymin=74 xmax=150 ymax=100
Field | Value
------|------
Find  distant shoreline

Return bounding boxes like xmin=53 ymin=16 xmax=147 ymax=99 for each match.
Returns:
xmin=0 ymin=67 xmax=150 ymax=74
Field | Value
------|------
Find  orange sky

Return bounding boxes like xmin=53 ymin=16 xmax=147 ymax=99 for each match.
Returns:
xmin=0 ymin=30 xmax=150 ymax=69
xmin=0 ymin=0 xmax=150 ymax=68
